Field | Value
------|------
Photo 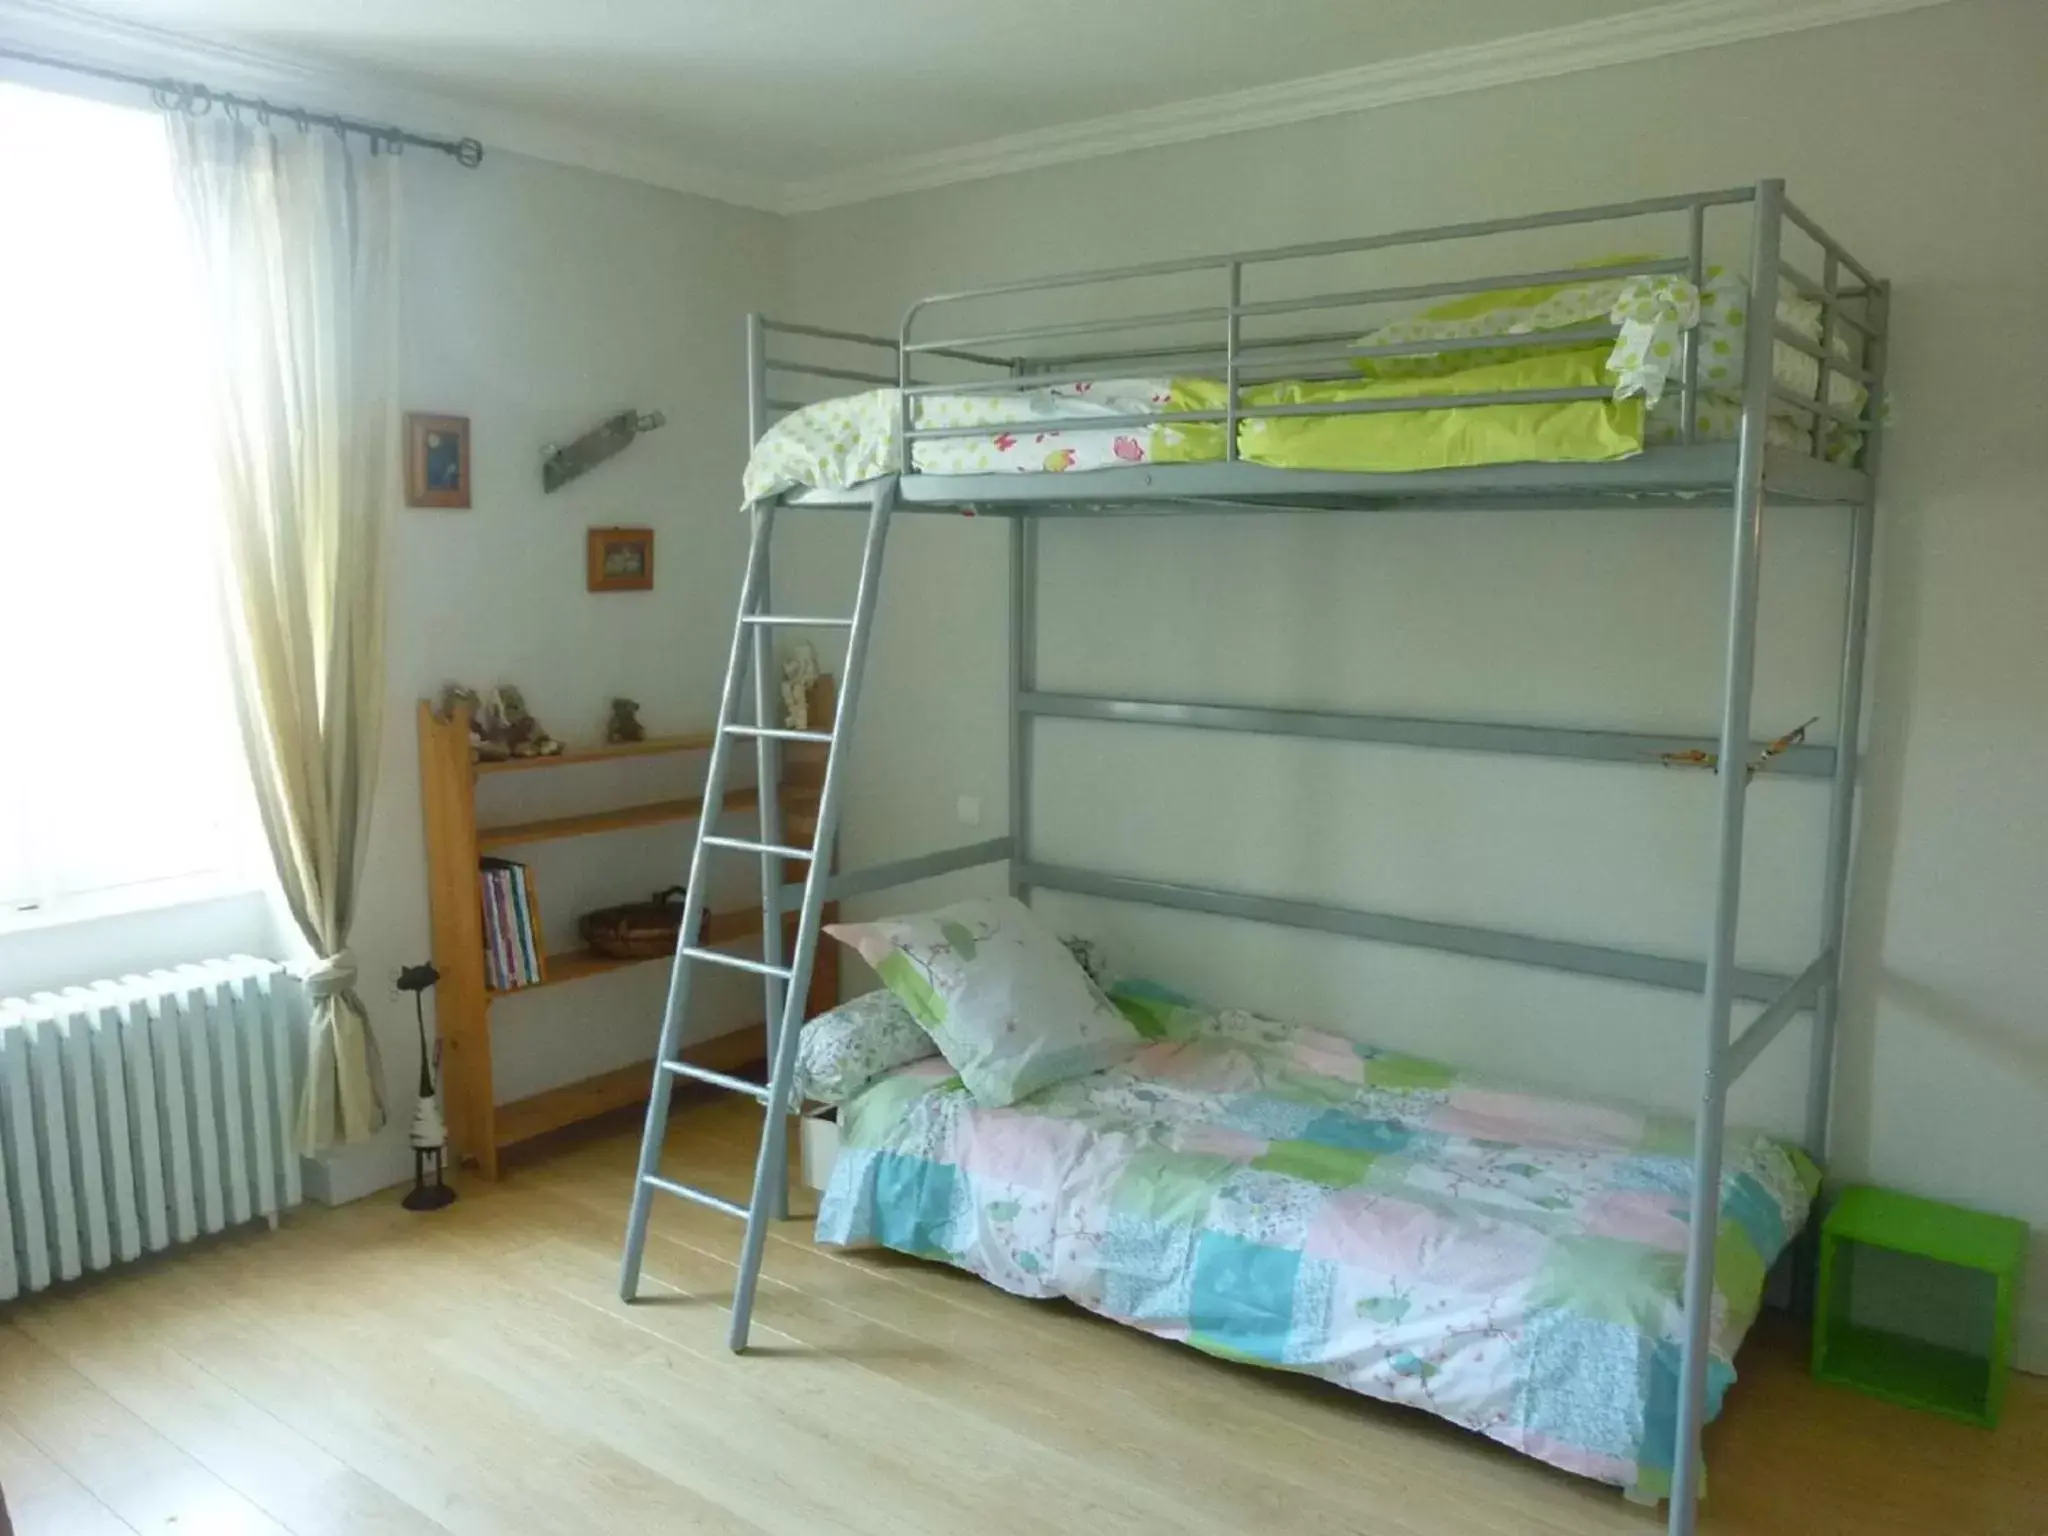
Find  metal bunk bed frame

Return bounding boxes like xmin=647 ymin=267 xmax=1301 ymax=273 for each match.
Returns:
xmin=618 ymin=179 xmax=1887 ymax=1534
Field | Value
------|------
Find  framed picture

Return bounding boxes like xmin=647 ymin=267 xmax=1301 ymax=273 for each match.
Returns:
xmin=587 ymin=526 xmax=654 ymax=592
xmin=405 ymin=412 xmax=471 ymax=508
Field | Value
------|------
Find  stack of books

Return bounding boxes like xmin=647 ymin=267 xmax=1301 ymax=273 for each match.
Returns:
xmin=479 ymin=856 xmax=547 ymax=990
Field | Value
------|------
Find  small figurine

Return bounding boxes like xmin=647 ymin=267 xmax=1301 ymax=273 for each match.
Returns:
xmin=607 ymin=697 xmax=646 ymax=744
xmin=438 ymin=682 xmax=505 ymax=761
xmin=780 ymin=641 xmax=819 ymax=730
xmin=480 ymin=684 xmax=564 ymax=759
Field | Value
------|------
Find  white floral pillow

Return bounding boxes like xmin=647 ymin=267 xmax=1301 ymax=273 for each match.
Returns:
xmin=826 ymin=897 xmax=1143 ymax=1107
xmin=793 ymin=989 xmax=939 ymax=1105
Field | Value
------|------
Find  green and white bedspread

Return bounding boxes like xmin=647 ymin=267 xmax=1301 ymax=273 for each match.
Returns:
xmin=816 ymin=997 xmax=1819 ymax=1495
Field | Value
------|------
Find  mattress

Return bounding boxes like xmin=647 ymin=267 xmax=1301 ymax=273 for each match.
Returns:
xmin=745 ymin=267 xmax=1863 ymax=502
xmin=816 ymin=995 xmax=1818 ymax=1497
xmin=746 ymin=371 xmax=1849 ymax=502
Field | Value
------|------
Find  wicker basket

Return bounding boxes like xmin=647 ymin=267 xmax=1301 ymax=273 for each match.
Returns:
xmin=578 ymin=886 xmax=700 ymax=959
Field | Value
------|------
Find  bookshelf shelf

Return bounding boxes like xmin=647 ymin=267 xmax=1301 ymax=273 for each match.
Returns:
xmin=486 ymin=907 xmax=784 ymax=998
xmin=475 ymin=731 xmax=717 ymax=775
xmin=476 ymin=786 xmax=763 ymax=851
xmin=417 ymin=696 xmax=837 ymax=1179
xmin=491 ymin=1023 xmax=767 ymax=1151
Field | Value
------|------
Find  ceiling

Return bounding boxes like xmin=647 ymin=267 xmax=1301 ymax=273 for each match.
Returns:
xmin=17 ymin=0 xmax=1950 ymax=209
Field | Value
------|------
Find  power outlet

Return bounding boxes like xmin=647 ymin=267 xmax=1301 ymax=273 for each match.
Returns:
xmin=956 ymin=795 xmax=982 ymax=827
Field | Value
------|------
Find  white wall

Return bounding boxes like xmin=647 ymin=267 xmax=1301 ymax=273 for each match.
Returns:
xmin=780 ymin=0 xmax=2048 ymax=1361
xmin=323 ymin=147 xmax=785 ymax=1200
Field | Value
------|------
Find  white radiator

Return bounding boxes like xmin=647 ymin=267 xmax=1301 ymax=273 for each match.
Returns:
xmin=0 ymin=956 xmax=302 ymax=1301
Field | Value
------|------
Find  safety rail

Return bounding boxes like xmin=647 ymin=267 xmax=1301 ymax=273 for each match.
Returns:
xmin=750 ymin=183 xmax=1888 ymax=488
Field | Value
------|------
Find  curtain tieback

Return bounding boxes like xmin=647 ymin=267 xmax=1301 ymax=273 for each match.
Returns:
xmin=305 ymin=949 xmax=359 ymax=1002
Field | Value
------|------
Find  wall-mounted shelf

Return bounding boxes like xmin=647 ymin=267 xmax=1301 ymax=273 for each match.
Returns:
xmin=417 ymin=698 xmax=836 ymax=1179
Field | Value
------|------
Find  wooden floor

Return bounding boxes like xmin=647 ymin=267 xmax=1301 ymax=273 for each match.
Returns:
xmin=2 ymin=1099 xmax=2041 ymax=1536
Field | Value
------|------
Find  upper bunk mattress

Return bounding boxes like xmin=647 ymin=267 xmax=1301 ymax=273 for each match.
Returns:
xmin=816 ymin=994 xmax=1818 ymax=1498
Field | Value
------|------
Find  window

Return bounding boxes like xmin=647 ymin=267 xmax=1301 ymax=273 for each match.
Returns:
xmin=0 ymin=83 xmax=258 ymax=923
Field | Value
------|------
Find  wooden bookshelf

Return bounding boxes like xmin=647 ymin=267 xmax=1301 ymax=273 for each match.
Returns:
xmin=418 ymin=696 xmax=837 ymax=1179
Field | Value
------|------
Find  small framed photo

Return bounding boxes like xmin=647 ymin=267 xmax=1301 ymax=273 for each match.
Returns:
xmin=587 ymin=526 xmax=654 ymax=591
xmin=405 ymin=412 xmax=471 ymax=508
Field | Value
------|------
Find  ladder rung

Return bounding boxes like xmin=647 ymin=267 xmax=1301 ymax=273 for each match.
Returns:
xmin=662 ymin=1059 xmax=773 ymax=1103
xmin=741 ymin=614 xmax=854 ymax=628
xmin=724 ymin=724 xmax=834 ymax=743
xmin=680 ymin=946 xmax=794 ymax=979
xmin=642 ymin=1174 xmax=747 ymax=1220
xmin=701 ymin=834 xmax=813 ymax=861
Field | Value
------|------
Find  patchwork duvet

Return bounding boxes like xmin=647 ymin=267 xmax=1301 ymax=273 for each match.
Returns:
xmin=817 ymin=996 xmax=1818 ymax=1496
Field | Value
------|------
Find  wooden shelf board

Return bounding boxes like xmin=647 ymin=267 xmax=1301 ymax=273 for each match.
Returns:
xmin=493 ymin=1022 xmax=767 ymax=1149
xmin=475 ymin=732 xmax=716 ymax=775
xmin=476 ymin=785 xmax=762 ymax=851
xmin=486 ymin=907 xmax=773 ymax=998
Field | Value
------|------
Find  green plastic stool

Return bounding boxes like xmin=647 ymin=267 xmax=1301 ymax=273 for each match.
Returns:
xmin=1812 ymin=1184 xmax=2028 ymax=1427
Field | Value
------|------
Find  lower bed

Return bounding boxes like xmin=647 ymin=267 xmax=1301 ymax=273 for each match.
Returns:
xmin=816 ymin=994 xmax=1818 ymax=1497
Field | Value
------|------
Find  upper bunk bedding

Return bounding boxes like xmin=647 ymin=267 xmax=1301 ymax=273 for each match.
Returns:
xmin=816 ymin=991 xmax=1819 ymax=1498
xmin=746 ymin=265 xmax=1865 ymax=502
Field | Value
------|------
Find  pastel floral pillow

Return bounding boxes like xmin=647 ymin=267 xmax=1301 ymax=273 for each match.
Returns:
xmin=826 ymin=897 xmax=1143 ymax=1107
xmin=793 ymin=989 xmax=939 ymax=1105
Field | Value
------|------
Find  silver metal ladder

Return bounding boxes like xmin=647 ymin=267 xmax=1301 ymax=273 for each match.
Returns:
xmin=618 ymin=475 xmax=896 ymax=1350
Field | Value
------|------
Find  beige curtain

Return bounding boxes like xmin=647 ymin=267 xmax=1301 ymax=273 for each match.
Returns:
xmin=166 ymin=116 xmax=397 ymax=1153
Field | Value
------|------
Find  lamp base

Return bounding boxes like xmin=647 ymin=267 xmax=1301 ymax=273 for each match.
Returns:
xmin=401 ymin=1182 xmax=458 ymax=1212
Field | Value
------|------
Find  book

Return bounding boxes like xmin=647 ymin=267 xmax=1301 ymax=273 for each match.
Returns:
xmin=480 ymin=856 xmax=545 ymax=990
xmin=508 ymin=863 xmax=542 ymax=984
xmin=518 ymin=864 xmax=549 ymax=984
xmin=477 ymin=870 xmax=503 ymax=990
xmin=489 ymin=867 xmax=519 ymax=988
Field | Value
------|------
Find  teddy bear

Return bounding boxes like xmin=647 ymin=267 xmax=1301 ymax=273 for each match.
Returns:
xmin=780 ymin=641 xmax=820 ymax=731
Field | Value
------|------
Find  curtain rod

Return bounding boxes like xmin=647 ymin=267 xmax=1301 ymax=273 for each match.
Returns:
xmin=0 ymin=44 xmax=484 ymax=167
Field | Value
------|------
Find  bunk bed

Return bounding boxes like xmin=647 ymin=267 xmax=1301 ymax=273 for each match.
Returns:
xmin=616 ymin=181 xmax=1887 ymax=1536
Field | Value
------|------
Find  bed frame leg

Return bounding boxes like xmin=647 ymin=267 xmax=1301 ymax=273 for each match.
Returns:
xmin=1667 ymin=177 xmax=1784 ymax=1536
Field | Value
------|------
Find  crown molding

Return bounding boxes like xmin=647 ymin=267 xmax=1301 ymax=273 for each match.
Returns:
xmin=777 ymin=0 xmax=1959 ymax=214
xmin=2 ymin=0 xmax=1958 ymax=217
xmin=0 ymin=0 xmax=786 ymax=212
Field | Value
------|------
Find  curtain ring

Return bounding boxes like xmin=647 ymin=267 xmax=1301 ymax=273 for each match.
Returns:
xmin=148 ymin=80 xmax=183 ymax=112
xmin=187 ymin=84 xmax=214 ymax=119
xmin=456 ymin=138 xmax=484 ymax=168
xmin=292 ymin=107 xmax=310 ymax=133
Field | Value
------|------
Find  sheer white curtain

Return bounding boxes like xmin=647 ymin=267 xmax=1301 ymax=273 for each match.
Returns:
xmin=166 ymin=113 xmax=398 ymax=1153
